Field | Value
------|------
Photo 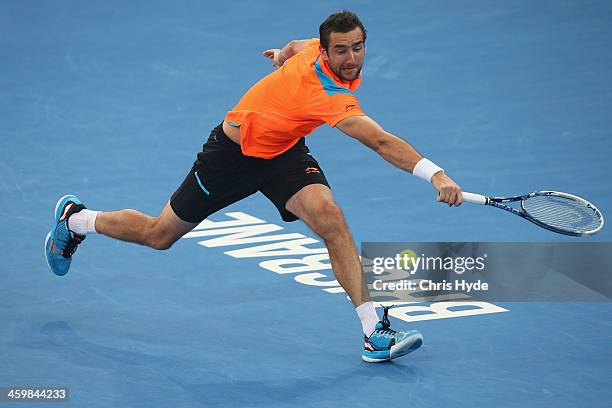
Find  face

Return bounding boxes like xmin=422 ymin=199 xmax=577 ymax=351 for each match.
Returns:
xmin=320 ymin=27 xmax=365 ymax=82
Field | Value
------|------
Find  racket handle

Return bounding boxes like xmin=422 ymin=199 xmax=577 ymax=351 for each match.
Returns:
xmin=462 ymin=192 xmax=488 ymax=205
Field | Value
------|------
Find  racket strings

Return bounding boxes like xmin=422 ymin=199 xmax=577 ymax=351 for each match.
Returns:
xmin=522 ymin=195 xmax=602 ymax=233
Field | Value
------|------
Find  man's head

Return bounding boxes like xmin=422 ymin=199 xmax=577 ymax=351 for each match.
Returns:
xmin=319 ymin=11 xmax=367 ymax=82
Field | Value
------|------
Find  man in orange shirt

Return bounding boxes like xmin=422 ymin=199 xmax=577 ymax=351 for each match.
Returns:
xmin=45 ymin=11 xmax=463 ymax=362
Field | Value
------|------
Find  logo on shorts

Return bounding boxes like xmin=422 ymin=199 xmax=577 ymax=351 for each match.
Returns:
xmin=345 ymin=104 xmax=358 ymax=112
xmin=305 ymin=167 xmax=320 ymax=174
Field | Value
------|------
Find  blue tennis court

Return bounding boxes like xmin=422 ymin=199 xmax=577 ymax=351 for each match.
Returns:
xmin=1 ymin=1 xmax=611 ymax=407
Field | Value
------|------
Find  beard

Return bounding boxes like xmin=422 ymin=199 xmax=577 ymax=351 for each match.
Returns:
xmin=334 ymin=64 xmax=362 ymax=82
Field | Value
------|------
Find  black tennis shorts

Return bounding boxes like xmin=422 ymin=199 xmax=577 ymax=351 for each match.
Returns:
xmin=170 ymin=123 xmax=330 ymax=223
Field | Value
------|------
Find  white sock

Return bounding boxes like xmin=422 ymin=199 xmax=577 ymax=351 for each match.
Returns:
xmin=356 ymin=301 xmax=380 ymax=337
xmin=68 ymin=209 xmax=100 ymax=235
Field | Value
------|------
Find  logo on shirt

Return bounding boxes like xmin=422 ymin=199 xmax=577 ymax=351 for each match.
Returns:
xmin=305 ymin=167 xmax=320 ymax=174
xmin=345 ymin=104 xmax=358 ymax=112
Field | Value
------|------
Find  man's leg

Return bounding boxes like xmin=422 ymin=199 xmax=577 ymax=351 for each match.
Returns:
xmin=94 ymin=201 xmax=197 ymax=250
xmin=46 ymin=124 xmax=261 ymax=277
xmin=45 ymin=196 xmax=195 ymax=277
xmin=285 ymin=184 xmax=423 ymax=362
xmin=260 ymin=140 xmax=380 ymax=335
xmin=285 ymin=184 xmax=369 ymax=308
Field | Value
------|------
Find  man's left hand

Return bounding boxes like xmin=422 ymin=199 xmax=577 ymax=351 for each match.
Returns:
xmin=262 ymin=49 xmax=283 ymax=68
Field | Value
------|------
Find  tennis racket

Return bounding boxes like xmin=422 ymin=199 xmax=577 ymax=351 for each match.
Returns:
xmin=461 ymin=190 xmax=604 ymax=236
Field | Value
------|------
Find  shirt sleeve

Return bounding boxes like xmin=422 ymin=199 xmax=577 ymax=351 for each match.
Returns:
xmin=306 ymin=38 xmax=320 ymax=47
xmin=293 ymin=38 xmax=320 ymax=59
xmin=320 ymin=93 xmax=366 ymax=128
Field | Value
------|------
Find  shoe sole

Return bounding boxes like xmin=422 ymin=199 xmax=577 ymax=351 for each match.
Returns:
xmin=45 ymin=194 xmax=81 ymax=276
xmin=362 ymin=332 xmax=424 ymax=363
xmin=44 ymin=231 xmax=53 ymax=271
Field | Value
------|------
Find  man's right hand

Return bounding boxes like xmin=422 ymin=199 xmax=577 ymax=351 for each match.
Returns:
xmin=431 ymin=172 xmax=463 ymax=207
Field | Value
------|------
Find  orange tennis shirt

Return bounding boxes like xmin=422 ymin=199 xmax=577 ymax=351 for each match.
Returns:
xmin=224 ymin=38 xmax=365 ymax=159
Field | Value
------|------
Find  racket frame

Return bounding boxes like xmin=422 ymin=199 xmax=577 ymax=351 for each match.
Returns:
xmin=462 ymin=190 xmax=604 ymax=236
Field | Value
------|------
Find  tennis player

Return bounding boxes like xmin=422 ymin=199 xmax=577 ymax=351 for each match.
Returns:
xmin=45 ymin=11 xmax=463 ymax=363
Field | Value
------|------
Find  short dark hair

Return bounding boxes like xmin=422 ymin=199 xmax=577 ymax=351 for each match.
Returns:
xmin=319 ymin=11 xmax=367 ymax=50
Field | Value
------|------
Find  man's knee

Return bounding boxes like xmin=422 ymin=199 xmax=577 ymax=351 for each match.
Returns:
xmin=147 ymin=220 xmax=179 ymax=250
xmin=308 ymin=200 xmax=348 ymax=240
xmin=150 ymin=237 xmax=175 ymax=251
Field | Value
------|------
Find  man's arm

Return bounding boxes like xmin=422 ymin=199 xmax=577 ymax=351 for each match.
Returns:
xmin=336 ymin=115 xmax=463 ymax=206
xmin=262 ymin=39 xmax=313 ymax=68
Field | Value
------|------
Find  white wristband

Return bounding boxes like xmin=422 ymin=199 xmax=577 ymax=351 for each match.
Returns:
xmin=413 ymin=158 xmax=444 ymax=182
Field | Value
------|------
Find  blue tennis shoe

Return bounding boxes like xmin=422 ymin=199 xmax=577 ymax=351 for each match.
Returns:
xmin=45 ymin=195 xmax=87 ymax=276
xmin=362 ymin=306 xmax=423 ymax=363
